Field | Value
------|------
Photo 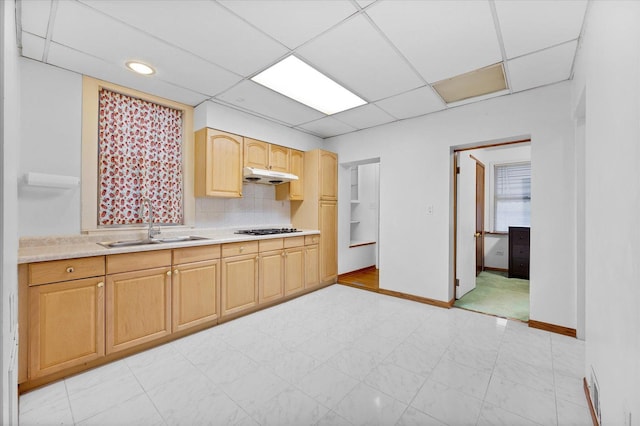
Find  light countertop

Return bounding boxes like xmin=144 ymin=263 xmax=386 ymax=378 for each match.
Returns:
xmin=18 ymin=228 xmax=320 ymax=264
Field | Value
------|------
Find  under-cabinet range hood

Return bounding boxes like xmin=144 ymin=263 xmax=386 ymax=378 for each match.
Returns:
xmin=243 ymin=167 xmax=299 ymax=185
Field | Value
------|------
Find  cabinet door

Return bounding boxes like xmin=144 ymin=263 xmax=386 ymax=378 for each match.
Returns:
xmin=259 ymin=250 xmax=284 ymax=304
xmin=284 ymin=247 xmax=304 ymax=296
xmin=319 ymin=151 xmax=338 ymax=200
xmin=269 ymin=145 xmax=290 ymax=172
xmin=195 ymin=128 xmax=243 ymax=198
xmin=106 ymin=267 xmax=171 ymax=354
xmin=29 ymin=277 xmax=105 ymax=378
xmin=221 ymin=254 xmax=259 ymax=317
xmin=320 ymin=200 xmax=338 ymax=284
xmin=244 ymin=138 xmax=269 ymax=169
xmin=304 ymin=245 xmax=320 ymax=288
xmin=172 ymin=260 xmax=219 ymax=333
xmin=289 ymin=150 xmax=304 ymax=200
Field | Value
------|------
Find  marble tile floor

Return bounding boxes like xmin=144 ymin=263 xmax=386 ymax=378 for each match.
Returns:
xmin=19 ymin=285 xmax=591 ymax=426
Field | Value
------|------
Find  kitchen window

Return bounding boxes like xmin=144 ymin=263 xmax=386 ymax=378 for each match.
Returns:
xmin=81 ymin=77 xmax=194 ymax=232
xmin=494 ymin=162 xmax=531 ymax=232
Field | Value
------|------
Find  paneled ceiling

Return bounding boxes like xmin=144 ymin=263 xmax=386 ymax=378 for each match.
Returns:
xmin=17 ymin=0 xmax=588 ymax=139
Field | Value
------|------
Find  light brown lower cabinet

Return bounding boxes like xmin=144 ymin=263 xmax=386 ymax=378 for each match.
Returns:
xmin=259 ymin=250 xmax=285 ymax=304
xmin=284 ymin=247 xmax=305 ymax=296
xmin=172 ymin=259 xmax=220 ymax=333
xmin=305 ymin=244 xmax=320 ymax=288
xmin=28 ymin=277 xmax=105 ymax=378
xmin=221 ymin=253 xmax=259 ymax=317
xmin=106 ymin=267 xmax=172 ymax=354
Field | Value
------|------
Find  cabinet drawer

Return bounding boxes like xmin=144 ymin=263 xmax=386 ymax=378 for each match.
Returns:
xmin=511 ymin=245 xmax=530 ymax=258
xmin=173 ymin=245 xmax=221 ymax=264
xmin=222 ymin=241 xmax=259 ymax=257
xmin=305 ymin=235 xmax=320 ymax=245
xmin=259 ymin=238 xmax=284 ymax=252
xmin=284 ymin=236 xmax=304 ymax=248
xmin=29 ymin=256 xmax=105 ymax=286
xmin=107 ymin=250 xmax=172 ymax=274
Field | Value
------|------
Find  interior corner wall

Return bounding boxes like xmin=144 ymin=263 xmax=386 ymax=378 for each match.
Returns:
xmin=578 ymin=2 xmax=640 ymax=423
xmin=324 ymin=82 xmax=576 ymax=328
xmin=2 ymin=0 xmax=21 ymax=422
xmin=194 ymin=101 xmax=323 ymax=152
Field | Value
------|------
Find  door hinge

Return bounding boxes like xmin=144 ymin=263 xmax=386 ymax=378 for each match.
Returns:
xmin=456 ymin=166 xmax=460 ymax=174
xmin=455 ymin=278 xmax=460 ymax=287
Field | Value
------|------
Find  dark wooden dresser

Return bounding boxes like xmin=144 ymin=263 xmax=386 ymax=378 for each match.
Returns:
xmin=508 ymin=226 xmax=530 ymax=279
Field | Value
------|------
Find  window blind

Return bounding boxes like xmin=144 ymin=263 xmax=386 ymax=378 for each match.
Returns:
xmin=494 ymin=162 xmax=531 ymax=232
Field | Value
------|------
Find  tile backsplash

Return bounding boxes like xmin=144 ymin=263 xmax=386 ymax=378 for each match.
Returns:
xmin=195 ymin=183 xmax=290 ymax=228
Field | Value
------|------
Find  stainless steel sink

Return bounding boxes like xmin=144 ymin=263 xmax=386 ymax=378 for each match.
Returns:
xmin=98 ymin=235 xmax=209 ymax=248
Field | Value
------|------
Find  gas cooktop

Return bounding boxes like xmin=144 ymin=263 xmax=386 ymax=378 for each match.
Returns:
xmin=234 ymin=228 xmax=301 ymax=236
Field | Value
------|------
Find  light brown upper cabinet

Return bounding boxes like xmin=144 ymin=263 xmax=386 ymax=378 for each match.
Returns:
xmin=320 ymin=151 xmax=338 ymax=200
xmin=276 ymin=149 xmax=304 ymax=201
xmin=195 ymin=128 xmax=243 ymax=198
xmin=244 ymin=138 xmax=290 ymax=173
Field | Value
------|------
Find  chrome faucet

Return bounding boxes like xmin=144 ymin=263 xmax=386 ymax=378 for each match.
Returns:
xmin=140 ymin=198 xmax=160 ymax=240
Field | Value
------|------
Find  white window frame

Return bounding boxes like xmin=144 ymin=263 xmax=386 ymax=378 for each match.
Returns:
xmin=81 ymin=76 xmax=194 ymax=233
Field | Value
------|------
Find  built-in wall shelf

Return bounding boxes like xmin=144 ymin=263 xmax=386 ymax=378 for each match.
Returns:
xmin=350 ymin=200 xmax=360 ymax=204
xmin=350 ymin=220 xmax=360 ymax=224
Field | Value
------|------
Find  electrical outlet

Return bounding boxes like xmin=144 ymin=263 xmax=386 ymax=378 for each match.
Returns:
xmin=427 ymin=205 xmax=434 ymax=215
xmin=496 ymin=251 xmax=504 ymax=256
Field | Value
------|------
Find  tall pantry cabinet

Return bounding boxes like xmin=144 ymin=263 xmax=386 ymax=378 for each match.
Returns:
xmin=291 ymin=150 xmax=338 ymax=284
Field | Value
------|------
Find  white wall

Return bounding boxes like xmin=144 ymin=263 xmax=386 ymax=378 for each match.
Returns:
xmin=465 ymin=144 xmax=531 ymax=270
xmin=575 ymin=2 xmax=640 ymax=423
xmin=19 ymin=59 xmax=82 ymax=237
xmin=17 ymin=61 xmax=323 ymax=237
xmin=1 ymin=0 xmax=21 ymax=422
xmin=194 ymin=101 xmax=322 ymax=152
xmin=325 ymin=82 xmax=576 ymax=330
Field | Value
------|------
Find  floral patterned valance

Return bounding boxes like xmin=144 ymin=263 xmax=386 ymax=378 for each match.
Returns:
xmin=98 ymin=88 xmax=183 ymax=226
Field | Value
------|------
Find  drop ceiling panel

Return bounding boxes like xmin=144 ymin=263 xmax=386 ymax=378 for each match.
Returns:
xmin=367 ymin=0 xmax=502 ymax=83
xmin=78 ymin=0 xmax=288 ymax=76
xmin=495 ymin=0 xmax=588 ymax=59
xmin=21 ymin=33 xmax=45 ymax=61
xmin=508 ymin=41 xmax=578 ymax=93
xmin=375 ymin=87 xmax=445 ymax=120
xmin=216 ymin=80 xmax=325 ymax=126
xmin=20 ymin=0 xmax=51 ymax=37
xmin=48 ymin=43 xmax=209 ymax=106
xmin=297 ymin=117 xmax=357 ymax=138
xmin=52 ymin=1 xmax=241 ymax=97
xmin=296 ymin=15 xmax=423 ymax=102
xmin=219 ymin=0 xmax=357 ymax=50
xmin=332 ymin=104 xmax=395 ymax=130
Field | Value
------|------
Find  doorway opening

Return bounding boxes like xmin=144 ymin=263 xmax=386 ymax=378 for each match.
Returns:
xmin=453 ymin=139 xmax=531 ymax=321
xmin=337 ymin=159 xmax=380 ymax=291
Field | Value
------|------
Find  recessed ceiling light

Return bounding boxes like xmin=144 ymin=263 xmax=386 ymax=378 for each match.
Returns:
xmin=432 ymin=63 xmax=507 ymax=104
xmin=125 ymin=61 xmax=155 ymax=76
xmin=251 ymin=56 xmax=366 ymax=115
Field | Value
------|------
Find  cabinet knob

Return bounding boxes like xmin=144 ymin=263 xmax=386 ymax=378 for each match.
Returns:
xmin=255 ymin=256 xmax=259 ymax=261
xmin=66 ymin=267 xmax=74 ymax=273
xmin=97 ymin=282 xmax=104 ymax=288
xmin=174 ymin=269 xmax=179 ymax=275
xmin=239 ymin=246 xmax=244 ymax=252
xmin=282 ymin=252 xmax=286 ymax=257
xmin=166 ymin=271 xmax=172 ymax=276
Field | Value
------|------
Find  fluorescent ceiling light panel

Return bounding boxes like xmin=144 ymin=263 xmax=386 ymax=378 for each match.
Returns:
xmin=432 ymin=63 xmax=507 ymax=104
xmin=251 ymin=56 xmax=366 ymax=115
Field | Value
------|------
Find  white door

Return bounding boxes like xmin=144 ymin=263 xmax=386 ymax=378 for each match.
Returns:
xmin=456 ymin=153 xmax=476 ymax=298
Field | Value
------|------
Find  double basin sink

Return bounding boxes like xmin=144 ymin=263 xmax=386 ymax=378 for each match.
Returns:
xmin=98 ymin=235 xmax=210 ymax=248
